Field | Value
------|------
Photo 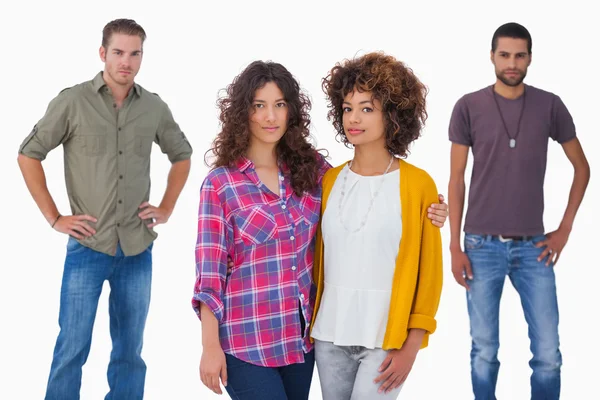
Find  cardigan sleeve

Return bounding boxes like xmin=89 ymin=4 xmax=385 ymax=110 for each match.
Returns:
xmin=407 ymin=172 xmax=444 ymax=348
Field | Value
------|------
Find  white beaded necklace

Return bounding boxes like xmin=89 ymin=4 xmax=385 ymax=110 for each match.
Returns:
xmin=337 ymin=156 xmax=395 ymax=233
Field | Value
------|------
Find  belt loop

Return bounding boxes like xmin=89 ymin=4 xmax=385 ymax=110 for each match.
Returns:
xmin=486 ymin=234 xmax=492 ymax=242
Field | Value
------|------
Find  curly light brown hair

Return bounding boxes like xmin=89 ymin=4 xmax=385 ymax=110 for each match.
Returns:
xmin=323 ymin=52 xmax=428 ymax=157
xmin=207 ymin=61 xmax=321 ymax=196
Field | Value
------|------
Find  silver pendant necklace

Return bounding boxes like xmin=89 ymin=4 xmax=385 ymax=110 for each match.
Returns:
xmin=337 ymin=156 xmax=394 ymax=234
xmin=492 ymin=85 xmax=526 ymax=149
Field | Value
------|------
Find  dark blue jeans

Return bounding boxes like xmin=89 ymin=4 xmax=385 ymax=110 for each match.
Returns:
xmin=224 ymin=350 xmax=315 ymax=400
xmin=45 ymin=237 xmax=153 ymax=400
xmin=465 ymin=234 xmax=561 ymax=400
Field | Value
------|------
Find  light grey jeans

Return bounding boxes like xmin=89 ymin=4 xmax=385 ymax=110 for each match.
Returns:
xmin=314 ymin=339 xmax=403 ymax=399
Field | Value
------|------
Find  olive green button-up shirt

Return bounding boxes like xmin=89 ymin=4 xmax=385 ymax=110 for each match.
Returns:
xmin=19 ymin=72 xmax=193 ymax=256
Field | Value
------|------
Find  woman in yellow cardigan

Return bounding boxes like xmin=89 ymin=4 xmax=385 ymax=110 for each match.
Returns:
xmin=309 ymin=52 xmax=443 ymax=399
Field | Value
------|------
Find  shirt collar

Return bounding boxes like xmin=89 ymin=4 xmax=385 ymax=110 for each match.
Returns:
xmin=92 ymin=71 xmax=141 ymax=97
xmin=235 ymin=157 xmax=253 ymax=173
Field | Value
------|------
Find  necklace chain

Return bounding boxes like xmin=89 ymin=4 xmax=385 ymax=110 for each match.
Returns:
xmin=492 ymin=85 xmax=526 ymax=148
xmin=337 ymin=156 xmax=394 ymax=234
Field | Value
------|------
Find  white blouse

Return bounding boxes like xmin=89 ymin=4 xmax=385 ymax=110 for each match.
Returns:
xmin=311 ymin=164 xmax=402 ymax=349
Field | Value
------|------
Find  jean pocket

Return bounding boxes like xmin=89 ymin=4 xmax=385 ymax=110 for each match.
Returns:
xmin=464 ymin=234 xmax=485 ymax=250
xmin=527 ymin=235 xmax=547 ymax=247
xmin=66 ymin=236 xmax=87 ymax=254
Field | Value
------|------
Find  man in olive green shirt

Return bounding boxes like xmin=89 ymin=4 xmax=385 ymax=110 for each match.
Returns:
xmin=17 ymin=19 xmax=192 ymax=400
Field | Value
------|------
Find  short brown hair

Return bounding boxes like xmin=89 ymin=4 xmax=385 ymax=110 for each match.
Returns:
xmin=323 ymin=52 xmax=428 ymax=157
xmin=102 ymin=19 xmax=146 ymax=48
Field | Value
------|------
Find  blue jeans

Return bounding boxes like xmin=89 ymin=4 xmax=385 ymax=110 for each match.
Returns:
xmin=465 ymin=234 xmax=561 ymax=400
xmin=224 ymin=350 xmax=315 ymax=400
xmin=45 ymin=237 xmax=153 ymax=400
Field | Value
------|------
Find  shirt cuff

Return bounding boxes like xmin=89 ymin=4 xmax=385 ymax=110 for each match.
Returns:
xmin=192 ymin=291 xmax=224 ymax=323
xmin=407 ymin=313 xmax=437 ymax=334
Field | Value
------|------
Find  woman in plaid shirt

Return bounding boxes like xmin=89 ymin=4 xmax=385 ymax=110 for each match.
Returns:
xmin=193 ymin=60 xmax=447 ymax=399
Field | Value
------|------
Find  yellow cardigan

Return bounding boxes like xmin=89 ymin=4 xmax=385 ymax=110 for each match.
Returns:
xmin=309 ymin=159 xmax=443 ymax=350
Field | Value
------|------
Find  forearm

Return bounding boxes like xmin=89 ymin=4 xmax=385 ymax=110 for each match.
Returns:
xmin=404 ymin=328 xmax=426 ymax=351
xmin=159 ymin=159 xmax=191 ymax=213
xmin=559 ymin=163 xmax=590 ymax=231
xmin=448 ymin=177 xmax=466 ymax=250
xmin=200 ymin=303 xmax=222 ymax=348
xmin=17 ymin=154 xmax=60 ymax=224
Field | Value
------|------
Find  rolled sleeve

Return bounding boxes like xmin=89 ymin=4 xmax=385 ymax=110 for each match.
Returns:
xmin=156 ymin=102 xmax=193 ymax=163
xmin=19 ymin=91 xmax=72 ymax=160
xmin=192 ymin=177 xmax=230 ymax=322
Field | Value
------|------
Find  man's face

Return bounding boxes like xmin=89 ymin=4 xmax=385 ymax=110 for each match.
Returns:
xmin=491 ymin=37 xmax=531 ymax=87
xmin=99 ymin=33 xmax=143 ymax=87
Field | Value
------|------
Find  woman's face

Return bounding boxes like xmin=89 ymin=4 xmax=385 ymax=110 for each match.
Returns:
xmin=342 ymin=89 xmax=386 ymax=148
xmin=248 ymin=81 xmax=288 ymax=146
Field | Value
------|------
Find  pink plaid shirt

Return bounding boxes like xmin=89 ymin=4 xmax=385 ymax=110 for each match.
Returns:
xmin=193 ymin=155 xmax=329 ymax=367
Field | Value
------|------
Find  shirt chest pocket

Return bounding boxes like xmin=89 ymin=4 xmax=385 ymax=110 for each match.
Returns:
xmin=73 ymin=124 xmax=108 ymax=156
xmin=134 ymin=126 xmax=156 ymax=157
xmin=233 ymin=206 xmax=279 ymax=246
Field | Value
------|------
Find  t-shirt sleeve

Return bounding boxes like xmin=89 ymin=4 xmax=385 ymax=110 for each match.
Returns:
xmin=550 ymin=96 xmax=576 ymax=144
xmin=448 ymin=96 xmax=472 ymax=146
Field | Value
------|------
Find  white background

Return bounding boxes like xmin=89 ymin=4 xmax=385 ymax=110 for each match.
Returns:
xmin=1 ymin=0 xmax=597 ymax=399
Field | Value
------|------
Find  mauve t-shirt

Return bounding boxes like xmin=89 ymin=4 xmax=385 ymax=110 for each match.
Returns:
xmin=449 ymin=84 xmax=576 ymax=236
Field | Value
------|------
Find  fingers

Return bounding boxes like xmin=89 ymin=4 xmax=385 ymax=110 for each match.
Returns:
xmin=200 ymin=371 xmax=222 ymax=395
xmin=546 ymin=248 xmax=561 ymax=267
xmin=138 ymin=208 xmax=155 ymax=219
xmin=67 ymin=229 xmax=84 ymax=240
xmin=384 ymin=375 xmax=403 ymax=394
xmin=537 ymin=246 xmax=552 ymax=263
xmin=438 ymin=194 xmax=445 ymax=203
xmin=378 ymin=354 xmax=393 ymax=373
xmin=139 ymin=202 xmax=151 ymax=209
xmin=374 ymin=367 xmax=394 ymax=385
xmin=378 ymin=372 xmax=398 ymax=394
xmin=452 ymin=269 xmax=470 ymax=290
xmin=430 ymin=202 xmax=447 ymax=211
xmin=211 ymin=375 xmax=222 ymax=395
xmin=73 ymin=221 xmax=96 ymax=236
xmin=464 ymin=259 xmax=473 ymax=280
xmin=220 ymin=364 xmax=228 ymax=388
xmin=76 ymin=214 xmax=98 ymax=223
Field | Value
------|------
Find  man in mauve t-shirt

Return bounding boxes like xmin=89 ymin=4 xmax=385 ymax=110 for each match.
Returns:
xmin=448 ymin=22 xmax=590 ymax=400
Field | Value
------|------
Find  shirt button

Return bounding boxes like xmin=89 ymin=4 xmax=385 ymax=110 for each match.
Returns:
xmin=290 ymin=235 xmax=295 ymax=241
xmin=300 ymin=293 xmax=304 ymax=299
xmin=119 ymin=150 xmax=123 ymax=155
xmin=117 ymin=223 xmax=120 ymax=227
xmin=279 ymin=176 xmax=284 ymax=181
xmin=113 ymin=103 xmax=116 ymax=108
xmin=291 ymin=266 xmax=297 ymax=271
xmin=282 ymin=204 xmax=287 ymax=210
xmin=119 ymin=175 xmax=123 ymax=179
xmin=118 ymin=199 xmax=122 ymax=204
xmin=118 ymin=127 xmax=122 ymax=131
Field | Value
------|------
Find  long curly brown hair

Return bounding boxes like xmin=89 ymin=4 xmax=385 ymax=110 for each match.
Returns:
xmin=207 ymin=61 xmax=320 ymax=196
xmin=323 ymin=52 xmax=428 ymax=157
